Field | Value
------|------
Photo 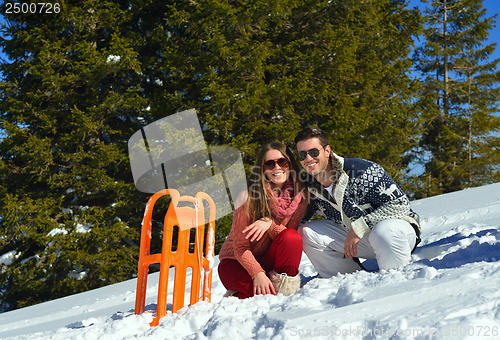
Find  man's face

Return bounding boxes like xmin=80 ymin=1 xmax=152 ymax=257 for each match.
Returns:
xmin=296 ymin=138 xmax=331 ymax=177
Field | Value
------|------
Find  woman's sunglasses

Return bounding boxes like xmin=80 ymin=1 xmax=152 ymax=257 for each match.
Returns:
xmin=264 ymin=158 xmax=290 ymax=170
xmin=297 ymin=146 xmax=325 ymax=161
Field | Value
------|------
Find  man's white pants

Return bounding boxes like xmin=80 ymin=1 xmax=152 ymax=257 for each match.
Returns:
xmin=298 ymin=219 xmax=416 ymax=277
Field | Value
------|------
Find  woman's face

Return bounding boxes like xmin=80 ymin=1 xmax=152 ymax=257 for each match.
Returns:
xmin=263 ymin=149 xmax=290 ymax=189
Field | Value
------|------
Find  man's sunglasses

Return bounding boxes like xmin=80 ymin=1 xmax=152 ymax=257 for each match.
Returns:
xmin=297 ymin=146 xmax=325 ymax=161
xmin=263 ymin=158 xmax=290 ymax=170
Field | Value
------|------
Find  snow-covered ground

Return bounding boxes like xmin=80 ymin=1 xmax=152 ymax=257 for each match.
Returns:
xmin=2 ymin=183 xmax=500 ymax=340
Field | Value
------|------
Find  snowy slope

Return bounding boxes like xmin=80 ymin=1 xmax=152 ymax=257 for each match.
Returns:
xmin=1 ymin=183 xmax=500 ymax=340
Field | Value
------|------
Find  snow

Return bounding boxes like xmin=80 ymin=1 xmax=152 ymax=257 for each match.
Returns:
xmin=107 ymin=55 xmax=121 ymax=63
xmin=0 ymin=250 xmax=16 ymax=266
xmin=2 ymin=183 xmax=500 ymax=339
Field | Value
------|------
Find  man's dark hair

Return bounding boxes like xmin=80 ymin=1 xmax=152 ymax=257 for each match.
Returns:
xmin=294 ymin=127 xmax=329 ymax=146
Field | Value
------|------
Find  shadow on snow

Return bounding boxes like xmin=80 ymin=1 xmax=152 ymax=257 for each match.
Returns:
xmin=414 ymin=228 xmax=500 ymax=269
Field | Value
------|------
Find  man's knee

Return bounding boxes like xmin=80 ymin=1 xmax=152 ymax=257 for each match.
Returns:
xmin=368 ymin=219 xmax=415 ymax=270
xmin=298 ymin=222 xmax=320 ymax=241
xmin=369 ymin=219 xmax=414 ymax=245
xmin=298 ymin=222 xmax=326 ymax=248
xmin=297 ymin=224 xmax=308 ymax=239
xmin=298 ymin=225 xmax=315 ymax=251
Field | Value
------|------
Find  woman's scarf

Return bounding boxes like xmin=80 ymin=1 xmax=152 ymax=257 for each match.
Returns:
xmin=266 ymin=180 xmax=302 ymax=219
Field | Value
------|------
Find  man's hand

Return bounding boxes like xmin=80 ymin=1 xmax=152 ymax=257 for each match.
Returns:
xmin=242 ymin=218 xmax=272 ymax=242
xmin=253 ymin=272 xmax=276 ymax=295
xmin=344 ymin=228 xmax=360 ymax=259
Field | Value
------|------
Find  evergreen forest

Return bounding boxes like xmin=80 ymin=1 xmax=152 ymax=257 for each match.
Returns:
xmin=0 ymin=0 xmax=499 ymax=311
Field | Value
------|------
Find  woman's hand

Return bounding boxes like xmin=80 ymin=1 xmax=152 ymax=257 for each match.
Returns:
xmin=253 ymin=272 xmax=276 ymax=296
xmin=242 ymin=218 xmax=272 ymax=242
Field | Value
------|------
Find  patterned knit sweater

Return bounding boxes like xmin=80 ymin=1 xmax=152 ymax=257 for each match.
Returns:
xmin=301 ymin=152 xmax=420 ymax=239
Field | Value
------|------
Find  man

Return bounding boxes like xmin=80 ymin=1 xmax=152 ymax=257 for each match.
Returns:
xmin=295 ymin=127 xmax=420 ymax=277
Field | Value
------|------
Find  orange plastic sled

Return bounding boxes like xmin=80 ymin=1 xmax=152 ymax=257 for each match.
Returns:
xmin=134 ymin=189 xmax=216 ymax=326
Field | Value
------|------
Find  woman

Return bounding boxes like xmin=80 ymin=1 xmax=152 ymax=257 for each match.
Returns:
xmin=218 ymin=142 xmax=308 ymax=299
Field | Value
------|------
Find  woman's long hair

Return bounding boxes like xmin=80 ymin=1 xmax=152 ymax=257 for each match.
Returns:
xmin=245 ymin=142 xmax=305 ymax=222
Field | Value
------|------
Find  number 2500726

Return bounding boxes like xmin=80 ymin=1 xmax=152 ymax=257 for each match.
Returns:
xmin=5 ymin=2 xmax=61 ymax=14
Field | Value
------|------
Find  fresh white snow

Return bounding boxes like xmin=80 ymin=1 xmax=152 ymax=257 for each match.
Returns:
xmin=2 ymin=183 xmax=500 ymax=339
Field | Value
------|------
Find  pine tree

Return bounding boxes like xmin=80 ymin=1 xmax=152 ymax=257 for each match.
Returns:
xmin=412 ymin=0 xmax=500 ymax=197
xmin=0 ymin=0 xmax=148 ymax=309
xmin=131 ymin=0 xmax=423 ymax=173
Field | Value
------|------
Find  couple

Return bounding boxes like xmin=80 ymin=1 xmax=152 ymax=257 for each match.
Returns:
xmin=218 ymin=127 xmax=421 ymax=299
